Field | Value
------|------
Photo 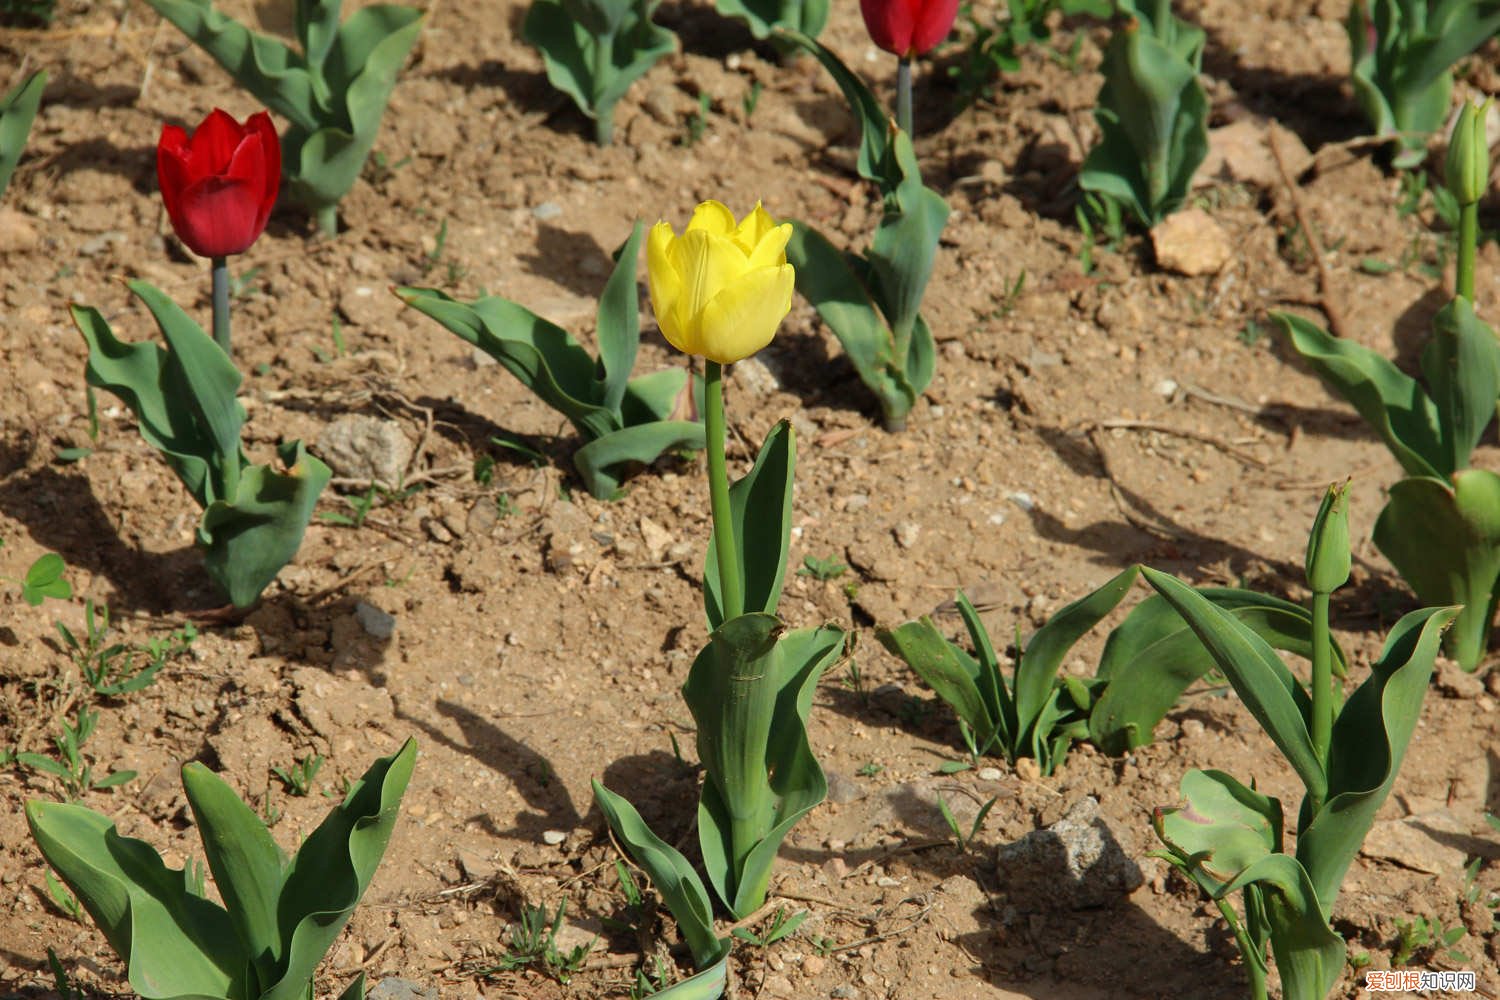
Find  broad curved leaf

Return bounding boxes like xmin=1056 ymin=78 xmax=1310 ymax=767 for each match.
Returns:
xmin=704 ymin=422 xmax=794 ymax=630
xmin=0 ymin=69 xmax=46 ymax=201
xmin=573 ymin=419 xmax=703 ymax=500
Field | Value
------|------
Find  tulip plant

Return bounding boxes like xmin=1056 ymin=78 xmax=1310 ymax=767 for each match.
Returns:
xmin=1349 ymin=0 xmax=1500 ymax=167
xmin=1276 ymin=101 xmax=1500 ymax=671
xmin=73 ymin=110 xmax=330 ymax=610
xmin=143 ymin=0 xmax=423 ymax=235
xmin=0 ymin=69 xmax=45 ymax=200
xmin=780 ymin=34 xmax=949 ymax=431
xmin=524 ymin=0 xmax=675 ymax=147
xmin=593 ymin=201 xmax=845 ymax=998
xmin=1079 ymin=0 xmax=1208 ymax=227
xmin=28 ymin=739 xmax=416 ymax=1000
xmin=1148 ymin=487 xmax=1457 ymax=1000
xmin=398 ymin=223 xmax=704 ymax=500
xmin=858 ymin=0 xmax=960 ymax=135
xmin=882 ymin=568 xmax=1343 ymax=773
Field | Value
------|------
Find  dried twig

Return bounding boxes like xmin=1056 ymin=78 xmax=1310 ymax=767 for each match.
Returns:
xmin=1270 ymin=129 xmax=1350 ymax=339
xmin=1091 ymin=418 xmax=1267 ymax=468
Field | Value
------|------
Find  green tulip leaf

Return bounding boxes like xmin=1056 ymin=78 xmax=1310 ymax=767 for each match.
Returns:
xmin=778 ymin=32 xmax=887 ymax=183
xmin=1141 ymin=568 xmax=1326 ymax=805
xmin=591 ymin=780 xmax=728 ymax=970
xmin=1275 ymin=310 xmax=1445 ymax=479
xmin=596 ymin=222 xmax=646 ymax=415
xmin=1220 ymin=854 xmax=1346 ymax=1000
xmin=704 ymin=422 xmax=794 ymax=630
xmin=25 ymin=800 xmax=249 ymax=1000
xmin=199 ymin=440 xmax=331 ymax=610
xmin=685 ymin=619 xmax=844 ymax=917
xmin=1296 ymin=605 xmax=1458 ymax=912
xmin=397 ymin=287 xmax=619 ymax=441
xmin=1091 ymin=589 xmax=1345 ymax=754
xmin=0 ymin=69 xmax=46 ymax=201
xmin=879 ymin=615 xmax=1002 ymax=757
xmin=573 ymin=419 xmax=704 ymax=499
xmin=180 ymin=763 xmax=287 ymax=978
xmin=1155 ymin=769 xmax=1282 ymax=892
xmin=715 ymin=0 xmax=828 ymax=39
xmin=261 ymin=738 xmax=416 ymax=1000
xmin=869 ymin=131 xmax=949 ymax=349
xmin=1373 ymin=471 xmax=1500 ymax=671
xmin=622 ymin=368 xmax=693 ymax=425
xmin=1419 ymin=296 xmax=1500 ymax=476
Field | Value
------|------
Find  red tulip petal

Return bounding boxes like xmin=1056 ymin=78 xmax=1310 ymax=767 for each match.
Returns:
xmin=176 ymin=175 xmax=264 ymax=257
xmin=910 ymin=0 xmax=959 ymax=55
xmin=187 ymin=109 xmax=244 ymax=175
xmin=860 ymin=0 xmax=914 ymax=55
xmin=223 ymin=130 xmax=274 ymax=243
xmin=156 ymin=124 xmax=191 ymax=226
xmin=244 ymin=111 xmax=281 ymax=227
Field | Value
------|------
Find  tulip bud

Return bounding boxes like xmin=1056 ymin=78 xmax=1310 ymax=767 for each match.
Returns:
xmin=646 ymin=201 xmax=794 ymax=365
xmin=1305 ymin=481 xmax=1351 ymax=595
xmin=157 ymin=109 xmax=280 ymax=259
xmin=859 ymin=0 xmax=959 ymax=58
xmin=1446 ymin=99 xmax=1493 ymax=207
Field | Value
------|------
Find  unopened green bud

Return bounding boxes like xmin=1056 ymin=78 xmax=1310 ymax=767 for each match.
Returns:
xmin=1305 ymin=481 xmax=1351 ymax=594
xmin=1446 ymin=99 xmax=1493 ymax=207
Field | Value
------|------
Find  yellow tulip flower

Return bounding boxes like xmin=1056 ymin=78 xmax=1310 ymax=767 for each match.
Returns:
xmin=647 ymin=200 xmax=795 ymax=365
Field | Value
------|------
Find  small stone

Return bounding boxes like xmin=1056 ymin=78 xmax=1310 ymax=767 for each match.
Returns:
xmin=978 ymin=767 xmax=1003 ymax=781
xmin=639 ymin=516 xmax=673 ymax=561
xmin=542 ymin=829 xmax=567 ymax=846
xmin=78 ymin=230 xmax=126 ymax=257
xmin=456 ymin=848 xmax=497 ymax=881
xmin=338 ymin=284 xmax=391 ymax=329
xmin=1155 ymin=379 xmax=1178 ymax=398
xmin=0 ymin=208 xmax=39 ymax=253
xmin=424 ymin=518 xmax=454 ymax=544
xmin=1014 ymin=758 xmax=1041 ymax=781
xmin=367 ymin=978 xmax=440 ymax=1000
xmin=735 ymin=356 xmax=780 ymax=395
xmin=831 ymin=987 xmax=859 ymax=999
xmin=532 ymin=201 xmax=562 ymax=221
xmin=318 ymin=414 xmax=413 ymax=487
xmin=1362 ymin=811 xmax=1471 ymax=875
xmin=1006 ymin=491 xmax=1035 ymax=512
xmin=1151 ymin=207 xmax=1233 ymax=276
xmin=1179 ymin=718 xmax=1206 ymax=739
xmin=354 ymin=601 xmax=396 ymax=640
xmin=1434 ymin=658 xmax=1485 ymax=699
xmin=825 ymin=770 xmax=864 ymax=804
xmin=893 ymin=522 xmax=920 ymax=549
xmin=1198 ymin=119 xmax=1311 ymax=189
xmin=844 ymin=494 xmax=870 ymax=513
xmin=802 ymin=955 xmax=827 ymax=976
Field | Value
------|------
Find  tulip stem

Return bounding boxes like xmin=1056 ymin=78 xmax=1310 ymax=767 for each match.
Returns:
xmin=315 ymin=205 xmax=338 ymax=238
xmin=896 ymin=58 xmax=913 ymax=137
xmin=1309 ymin=589 xmax=1332 ymax=812
xmin=210 ymin=256 xmax=231 ymax=357
xmin=705 ymin=361 xmax=743 ymax=623
xmin=592 ymin=32 xmax=616 ymax=147
xmin=1458 ymin=202 xmax=1477 ymax=301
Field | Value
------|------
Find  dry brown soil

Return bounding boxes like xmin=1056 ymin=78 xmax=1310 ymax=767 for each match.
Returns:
xmin=1 ymin=1 xmax=1499 ymax=998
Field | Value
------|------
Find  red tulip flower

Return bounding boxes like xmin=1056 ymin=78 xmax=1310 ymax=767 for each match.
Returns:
xmin=859 ymin=0 xmax=959 ymax=58
xmin=157 ymin=109 xmax=280 ymax=259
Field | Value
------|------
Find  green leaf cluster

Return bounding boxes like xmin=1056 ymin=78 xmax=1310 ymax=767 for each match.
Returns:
xmin=882 ymin=568 xmax=1343 ymax=771
xmin=715 ymin=0 xmax=827 ymax=41
xmin=399 ymin=223 xmax=704 ymax=500
xmin=73 ymin=282 xmax=331 ymax=608
xmin=1348 ymin=0 xmax=1500 ymax=168
xmin=1078 ymin=0 xmax=1208 ymax=227
xmin=524 ymin=0 xmax=675 ymax=147
xmin=27 ymin=738 xmax=417 ymax=1000
xmin=0 ymin=69 xmax=45 ymax=202
xmin=142 ymin=0 xmax=424 ymax=232
xmin=780 ymin=33 xmax=949 ymax=431
xmin=1147 ymin=539 xmax=1457 ymax=999
xmin=1277 ymin=295 xmax=1500 ymax=670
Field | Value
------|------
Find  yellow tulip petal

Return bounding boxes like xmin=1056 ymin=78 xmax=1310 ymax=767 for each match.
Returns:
xmin=744 ymin=221 xmax=792 ymax=272
xmin=646 ymin=221 xmax=687 ymax=351
xmin=669 ymin=229 xmax=752 ymax=348
xmin=685 ymin=200 xmax=736 ymax=237
xmin=731 ymin=202 xmax=777 ymax=254
xmin=698 ymin=263 xmax=794 ymax=364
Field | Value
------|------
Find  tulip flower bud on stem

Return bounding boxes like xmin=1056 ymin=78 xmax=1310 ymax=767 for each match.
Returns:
xmin=1305 ymin=480 xmax=1350 ymax=807
xmin=705 ymin=361 xmax=743 ymax=621
xmin=210 ymin=256 xmax=231 ymax=356
xmin=1446 ymin=99 xmax=1491 ymax=301
xmin=896 ymin=58 xmax=913 ymax=137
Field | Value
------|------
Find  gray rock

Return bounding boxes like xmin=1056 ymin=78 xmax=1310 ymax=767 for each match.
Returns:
xmin=531 ymin=201 xmax=562 ymax=221
xmin=354 ymin=601 xmax=396 ymax=640
xmin=996 ymin=796 xmax=1143 ymax=908
xmin=825 ymin=769 xmax=864 ymax=805
xmin=367 ymin=978 xmax=439 ymax=1000
xmin=318 ymin=414 xmax=413 ymax=487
